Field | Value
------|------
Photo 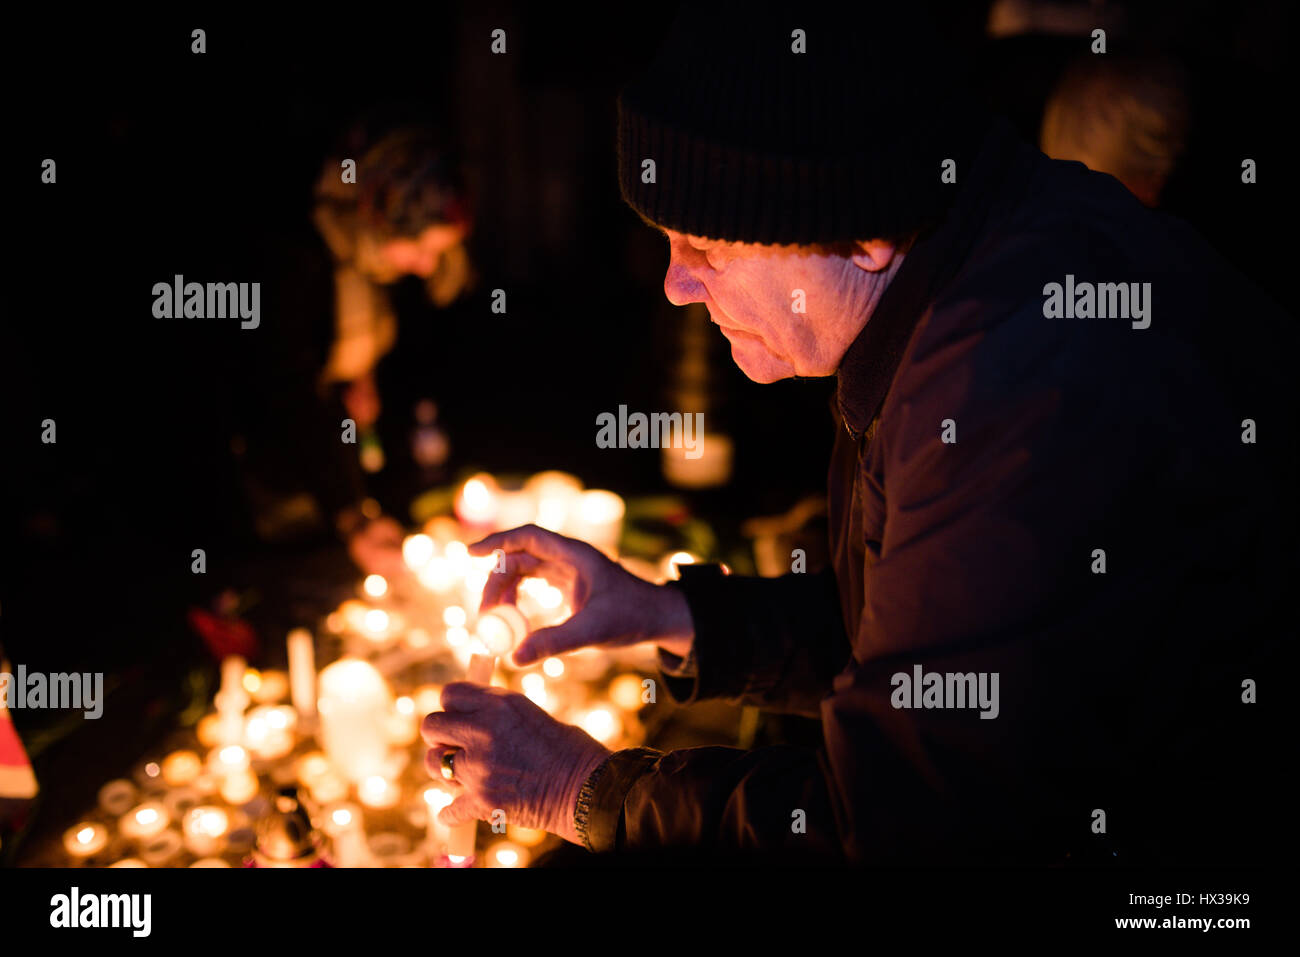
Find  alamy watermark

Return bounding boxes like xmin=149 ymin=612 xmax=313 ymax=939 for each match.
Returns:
xmin=1042 ymin=274 xmax=1151 ymax=329
xmin=596 ymin=405 xmax=704 ymax=458
xmin=890 ymin=665 xmax=999 ymax=719
xmin=1 ymin=666 xmax=103 ymax=719
xmin=152 ymin=275 xmax=260 ymax=329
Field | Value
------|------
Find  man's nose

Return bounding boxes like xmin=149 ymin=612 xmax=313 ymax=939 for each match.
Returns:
xmin=663 ymin=237 xmax=707 ymax=306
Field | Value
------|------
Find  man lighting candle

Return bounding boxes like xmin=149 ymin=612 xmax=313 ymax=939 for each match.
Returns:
xmin=421 ymin=5 xmax=1290 ymax=865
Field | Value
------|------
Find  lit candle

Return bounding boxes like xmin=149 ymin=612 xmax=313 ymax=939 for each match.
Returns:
xmin=196 ymin=713 xmax=223 ymax=748
xmin=402 ymin=533 xmax=435 ymax=570
xmin=476 ymin=605 xmax=528 ymax=658
xmin=310 ymin=771 xmax=348 ymax=805
xmin=63 ymin=822 xmax=108 ymax=859
xmin=445 ymin=638 xmax=511 ymax=862
xmin=182 ymin=805 xmax=230 ymax=857
xmin=485 ymin=840 xmax=530 ymax=868
xmin=316 ymin=659 xmax=393 ymax=783
xmin=412 ymin=684 xmax=442 ymax=716
xmin=209 ymin=744 xmax=251 ymax=776
xmin=578 ymin=704 xmax=623 ymax=746
xmin=358 ymin=775 xmax=400 ymax=810
xmin=287 ymin=628 xmax=317 ymax=723
xmin=321 ymin=801 xmax=369 ymax=868
xmin=386 ymin=696 xmax=420 ymax=746
xmin=251 ymin=669 xmax=289 ymax=704
xmin=423 ymin=785 xmax=453 ymax=854
xmin=119 ymin=802 xmax=170 ymax=841
xmin=609 ymin=674 xmax=647 ymax=712
xmin=507 ymin=824 xmax=548 ymax=847
xmin=568 ymin=489 xmax=625 ymax=556
xmin=161 ymin=750 xmax=202 ymax=787
xmin=295 ymin=751 xmax=332 ymax=791
xmin=244 ymin=706 xmax=295 ymax=760
xmin=362 ymin=574 xmax=388 ymax=598
xmin=454 ymin=473 xmax=500 ymax=529
xmin=525 ymin=471 xmax=583 ymax=532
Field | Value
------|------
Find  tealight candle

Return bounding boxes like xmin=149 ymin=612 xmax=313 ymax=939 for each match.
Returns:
xmin=317 ymin=659 xmax=393 ymax=783
xmin=209 ymin=744 xmax=251 ymax=776
xmin=485 ymin=840 xmax=530 ymax=868
xmin=98 ymin=779 xmax=138 ymax=817
xmin=287 ymin=628 xmax=317 ymax=722
xmin=120 ymin=802 xmax=170 ymax=841
xmin=162 ymin=786 xmax=203 ymax=821
xmin=183 ymin=806 xmax=230 ymax=857
xmin=139 ymin=829 xmax=183 ymax=867
xmin=219 ymin=767 xmax=260 ymax=805
xmin=162 ymin=750 xmax=202 ymax=787
xmin=63 ymin=822 xmax=108 ymax=859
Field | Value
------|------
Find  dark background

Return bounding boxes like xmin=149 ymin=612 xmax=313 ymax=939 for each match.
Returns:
xmin=2 ymin=1 xmax=1295 ymax=858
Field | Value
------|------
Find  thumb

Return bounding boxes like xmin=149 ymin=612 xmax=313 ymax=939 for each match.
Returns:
xmin=512 ymin=612 xmax=603 ymax=666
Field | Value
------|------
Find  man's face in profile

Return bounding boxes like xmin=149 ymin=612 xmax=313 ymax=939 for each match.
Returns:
xmin=659 ymin=228 xmax=899 ymax=383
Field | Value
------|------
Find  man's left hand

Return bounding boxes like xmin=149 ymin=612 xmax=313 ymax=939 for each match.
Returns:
xmin=421 ymin=683 xmax=611 ymax=845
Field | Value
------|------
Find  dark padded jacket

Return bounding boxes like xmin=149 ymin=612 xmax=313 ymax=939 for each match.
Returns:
xmin=580 ymin=118 xmax=1294 ymax=865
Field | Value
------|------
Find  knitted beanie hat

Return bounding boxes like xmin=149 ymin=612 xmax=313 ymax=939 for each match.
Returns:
xmin=617 ymin=4 xmax=989 ymax=245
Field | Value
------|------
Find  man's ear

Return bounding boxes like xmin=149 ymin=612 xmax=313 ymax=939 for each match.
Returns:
xmin=849 ymin=239 xmax=898 ymax=273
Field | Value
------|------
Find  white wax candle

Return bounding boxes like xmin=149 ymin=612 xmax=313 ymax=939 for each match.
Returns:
xmin=445 ymin=650 xmax=497 ymax=861
xmin=287 ymin=628 xmax=317 ymax=722
xmin=316 ymin=659 xmax=393 ymax=783
xmin=423 ymin=785 xmax=453 ymax=854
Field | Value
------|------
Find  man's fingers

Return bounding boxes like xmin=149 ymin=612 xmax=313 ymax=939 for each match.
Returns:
xmin=424 ymin=745 xmax=459 ymax=782
xmin=470 ymin=524 xmax=584 ymax=563
xmin=420 ymin=706 xmax=485 ymax=746
xmin=512 ymin=612 xmax=602 ymax=666
xmin=438 ymin=794 xmax=482 ymax=828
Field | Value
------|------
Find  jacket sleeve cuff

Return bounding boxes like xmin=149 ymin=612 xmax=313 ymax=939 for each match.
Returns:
xmin=574 ymin=747 xmax=662 ymax=853
xmin=661 ymin=563 xmax=752 ymax=704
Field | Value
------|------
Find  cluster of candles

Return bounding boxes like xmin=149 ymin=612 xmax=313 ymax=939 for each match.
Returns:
xmin=61 ymin=471 xmax=700 ymax=868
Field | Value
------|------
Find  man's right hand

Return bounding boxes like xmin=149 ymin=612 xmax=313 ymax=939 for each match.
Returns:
xmin=468 ymin=524 xmax=695 ymax=666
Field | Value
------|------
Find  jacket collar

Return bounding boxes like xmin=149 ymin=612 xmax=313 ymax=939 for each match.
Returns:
xmin=835 ymin=116 xmax=1034 ymax=438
